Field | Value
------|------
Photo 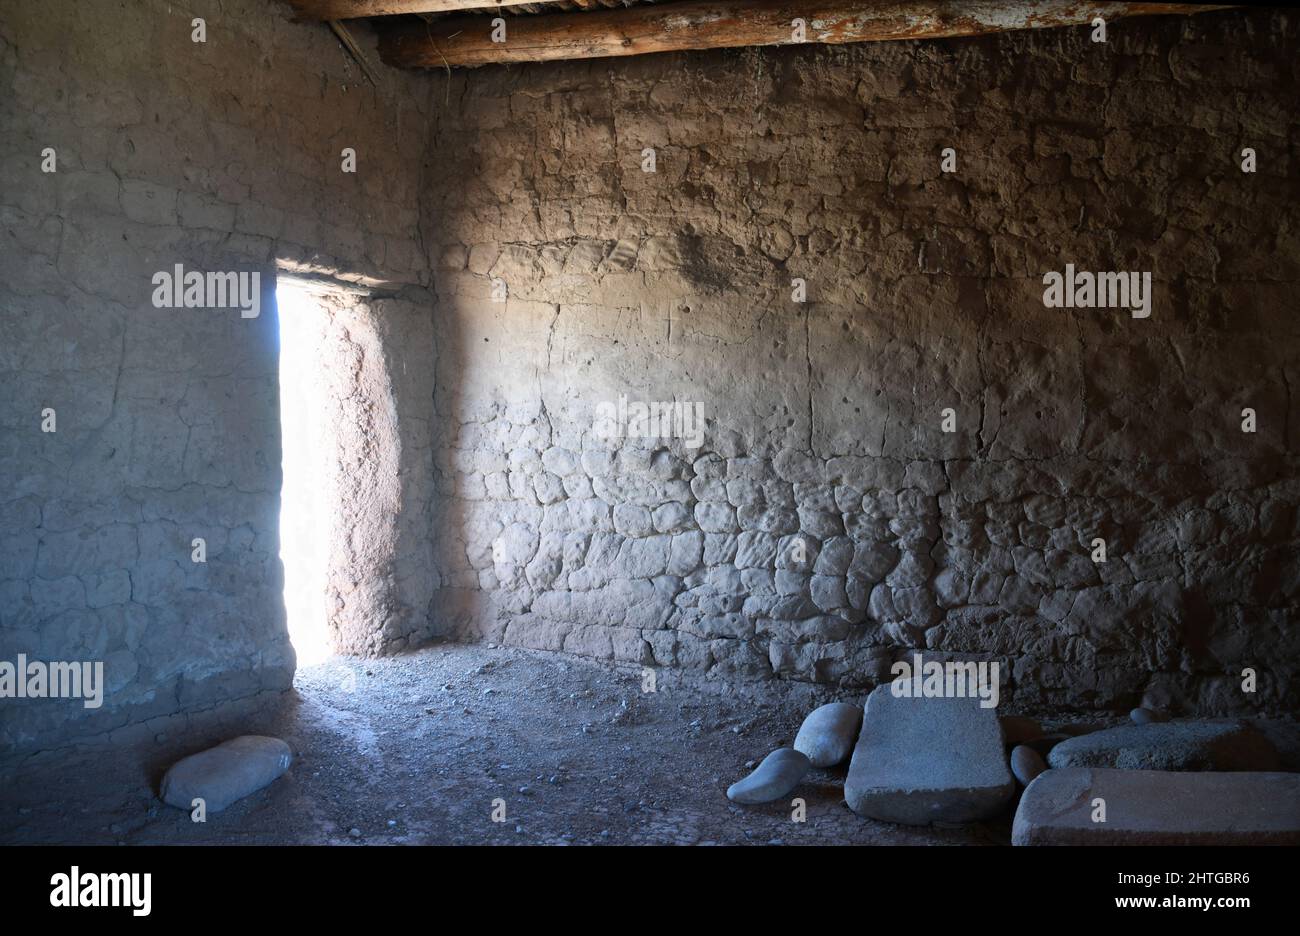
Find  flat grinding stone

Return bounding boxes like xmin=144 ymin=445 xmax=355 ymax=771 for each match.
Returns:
xmin=1012 ymin=768 xmax=1300 ymax=845
xmin=845 ymin=685 xmax=1014 ymax=825
xmin=1047 ymin=720 xmax=1280 ymax=772
xmin=160 ymin=735 xmax=293 ymax=813
xmin=726 ymin=748 xmax=811 ymax=804
xmin=793 ymin=702 xmax=863 ymax=768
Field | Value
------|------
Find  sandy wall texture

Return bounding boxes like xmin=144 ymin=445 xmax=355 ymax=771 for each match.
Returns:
xmin=421 ymin=8 xmax=1299 ymax=715
xmin=2 ymin=3 xmax=1296 ymax=760
xmin=0 ymin=0 xmax=435 ymax=755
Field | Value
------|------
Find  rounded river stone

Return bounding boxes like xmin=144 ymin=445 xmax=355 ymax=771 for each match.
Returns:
xmin=726 ymin=748 xmax=811 ymax=804
xmin=794 ymin=702 xmax=863 ymax=768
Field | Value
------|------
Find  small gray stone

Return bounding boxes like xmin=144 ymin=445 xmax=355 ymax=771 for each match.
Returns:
xmin=793 ymin=702 xmax=863 ymax=768
xmin=1010 ymin=745 xmax=1047 ymax=786
xmin=735 ymin=531 xmax=777 ymax=569
xmin=1129 ymin=706 xmax=1169 ymax=725
xmin=612 ymin=503 xmax=653 ymax=537
xmin=1013 ymin=768 xmax=1300 ymax=845
xmin=651 ymin=501 xmax=692 ymax=533
xmin=695 ymin=502 xmax=739 ymax=533
xmin=726 ymin=748 xmax=811 ymax=804
xmin=160 ymin=735 xmax=292 ymax=813
xmin=1048 ymin=720 xmax=1281 ymax=772
xmin=809 ymin=574 xmax=848 ymax=612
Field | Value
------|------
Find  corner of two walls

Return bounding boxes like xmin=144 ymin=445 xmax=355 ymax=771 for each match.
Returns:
xmin=2 ymin=1 xmax=1297 ymax=761
xmin=0 ymin=0 xmax=435 ymax=757
xmin=421 ymin=9 xmax=1300 ymax=716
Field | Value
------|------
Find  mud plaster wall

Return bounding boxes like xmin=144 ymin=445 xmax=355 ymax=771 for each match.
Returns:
xmin=314 ymin=292 xmax=437 ymax=657
xmin=0 ymin=0 xmax=435 ymax=755
xmin=2 ymin=2 xmax=1298 ymax=762
xmin=425 ymin=9 xmax=1300 ymax=716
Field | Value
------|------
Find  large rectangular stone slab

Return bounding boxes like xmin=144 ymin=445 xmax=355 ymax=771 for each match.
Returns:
xmin=1013 ymin=768 xmax=1300 ymax=845
xmin=845 ymin=685 xmax=1014 ymax=824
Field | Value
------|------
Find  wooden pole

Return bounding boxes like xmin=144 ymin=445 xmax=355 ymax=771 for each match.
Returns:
xmin=375 ymin=0 xmax=1232 ymax=69
xmin=284 ymin=0 xmax=546 ymax=20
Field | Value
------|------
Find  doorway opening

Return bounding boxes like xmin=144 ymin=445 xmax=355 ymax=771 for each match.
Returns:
xmin=277 ymin=278 xmax=333 ymax=667
xmin=276 ymin=274 xmax=404 ymax=671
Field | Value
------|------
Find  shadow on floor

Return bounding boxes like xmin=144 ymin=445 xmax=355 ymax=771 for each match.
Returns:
xmin=1 ymin=644 xmax=1009 ymax=845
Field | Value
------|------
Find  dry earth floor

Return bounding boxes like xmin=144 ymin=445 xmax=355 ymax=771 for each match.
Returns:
xmin=2 ymin=644 xmax=1026 ymax=845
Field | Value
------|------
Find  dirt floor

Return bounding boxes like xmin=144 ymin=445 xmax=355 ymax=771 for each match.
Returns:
xmin=0 ymin=643 xmax=1019 ymax=845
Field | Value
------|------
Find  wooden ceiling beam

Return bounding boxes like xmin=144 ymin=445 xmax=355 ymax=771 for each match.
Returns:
xmin=375 ymin=0 xmax=1232 ymax=69
xmin=283 ymin=0 xmax=545 ymax=20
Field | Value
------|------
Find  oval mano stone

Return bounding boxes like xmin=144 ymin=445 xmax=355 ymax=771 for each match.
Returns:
xmin=1129 ymin=707 xmax=1169 ymax=725
xmin=726 ymin=748 xmax=811 ymax=804
xmin=160 ymin=735 xmax=293 ymax=813
xmin=1010 ymin=745 xmax=1047 ymax=786
xmin=793 ymin=702 xmax=863 ymax=768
